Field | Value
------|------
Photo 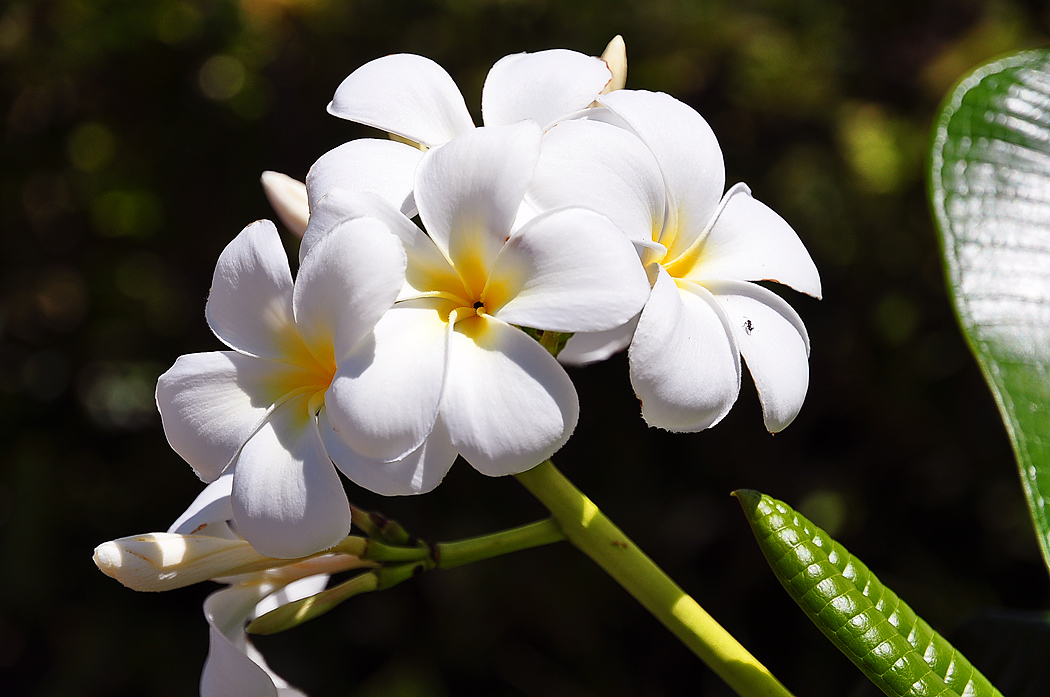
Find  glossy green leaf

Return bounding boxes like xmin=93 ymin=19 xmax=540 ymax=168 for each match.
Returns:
xmin=736 ymin=490 xmax=1003 ymax=697
xmin=929 ymin=49 xmax=1050 ymax=574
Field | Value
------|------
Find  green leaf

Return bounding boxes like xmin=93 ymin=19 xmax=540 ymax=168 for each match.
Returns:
xmin=735 ymin=490 xmax=1003 ymax=697
xmin=929 ymin=49 xmax=1050 ymax=574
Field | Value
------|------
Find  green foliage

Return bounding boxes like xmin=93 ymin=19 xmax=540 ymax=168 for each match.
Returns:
xmin=736 ymin=490 xmax=1003 ymax=697
xmin=929 ymin=50 xmax=1050 ymax=575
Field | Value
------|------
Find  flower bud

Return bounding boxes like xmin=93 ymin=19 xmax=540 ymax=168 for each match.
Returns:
xmin=93 ymin=532 xmax=292 ymax=592
xmin=600 ymin=35 xmax=627 ymax=93
xmin=260 ymin=171 xmax=309 ymax=237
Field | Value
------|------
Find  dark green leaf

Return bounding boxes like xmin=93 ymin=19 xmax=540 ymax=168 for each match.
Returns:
xmin=736 ymin=490 xmax=1003 ymax=697
xmin=929 ymin=49 xmax=1050 ymax=574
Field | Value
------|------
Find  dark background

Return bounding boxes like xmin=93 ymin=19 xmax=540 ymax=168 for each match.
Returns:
xmin=3 ymin=0 xmax=1049 ymax=695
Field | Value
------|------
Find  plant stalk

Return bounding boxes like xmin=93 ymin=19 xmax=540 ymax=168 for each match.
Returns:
xmin=516 ymin=460 xmax=795 ymax=697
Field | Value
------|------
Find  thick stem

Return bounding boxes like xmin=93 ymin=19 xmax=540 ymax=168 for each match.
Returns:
xmin=516 ymin=460 xmax=795 ymax=697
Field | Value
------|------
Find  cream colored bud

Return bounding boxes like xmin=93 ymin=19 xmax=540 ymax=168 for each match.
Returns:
xmin=93 ymin=532 xmax=293 ymax=592
xmin=260 ymin=171 xmax=309 ymax=238
xmin=600 ymin=35 xmax=627 ymax=94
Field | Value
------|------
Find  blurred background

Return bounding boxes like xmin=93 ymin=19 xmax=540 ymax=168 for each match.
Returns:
xmin=3 ymin=0 xmax=1050 ymax=695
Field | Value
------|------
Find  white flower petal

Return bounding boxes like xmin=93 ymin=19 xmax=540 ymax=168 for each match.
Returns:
xmin=488 ymin=207 xmax=649 ymax=332
xmin=327 ymin=54 xmax=474 ymax=147
xmin=293 ymin=217 xmax=406 ymax=363
xmin=442 ymin=315 xmax=578 ymax=476
xmin=169 ymin=473 xmax=235 ymax=535
xmin=252 ymin=573 xmax=329 ymax=621
xmin=232 ymin=395 xmax=350 ymax=559
xmin=305 ymin=138 xmax=423 ymax=217
xmin=558 ymin=314 xmax=639 ymax=366
xmin=527 ymin=119 xmax=665 ymax=247
xmin=481 ymin=49 xmax=611 ymax=128
xmin=629 ymin=267 xmax=741 ymax=432
xmin=156 ymin=351 xmax=312 ymax=482
xmin=260 ymin=172 xmax=309 ymax=238
xmin=320 ymin=408 xmax=457 ymax=496
xmin=326 ymin=301 xmax=449 ymax=462
xmin=707 ymin=279 xmax=811 ymax=432
xmin=206 ymin=220 xmax=305 ymax=361
xmin=201 ymin=583 xmax=284 ymax=697
xmin=598 ymin=90 xmax=725 ymax=261
xmin=300 ymin=190 xmax=457 ymax=302
xmin=415 ymin=121 xmax=542 ymax=290
xmin=677 ymin=183 xmax=822 ymax=298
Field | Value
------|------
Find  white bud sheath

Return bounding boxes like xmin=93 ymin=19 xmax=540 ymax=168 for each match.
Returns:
xmin=93 ymin=533 xmax=290 ymax=592
xmin=260 ymin=171 xmax=309 ymax=237
xmin=600 ymin=35 xmax=627 ymax=93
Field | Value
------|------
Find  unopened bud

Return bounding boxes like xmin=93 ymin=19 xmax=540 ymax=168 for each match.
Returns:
xmin=94 ymin=532 xmax=292 ymax=592
xmin=260 ymin=171 xmax=309 ymax=238
xmin=600 ymin=35 xmax=627 ymax=93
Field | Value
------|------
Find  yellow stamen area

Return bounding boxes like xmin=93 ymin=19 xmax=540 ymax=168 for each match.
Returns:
xmin=663 ymin=239 xmax=706 ymax=281
xmin=655 ymin=209 xmax=707 ymax=282
xmin=262 ymin=324 xmax=339 ymax=424
xmin=454 ymin=252 xmax=490 ymax=301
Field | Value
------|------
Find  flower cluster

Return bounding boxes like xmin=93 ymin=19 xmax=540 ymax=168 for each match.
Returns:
xmin=98 ymin=37 xmax=819 ymax=696
xmin=160 ymin=39 xmax=819 ymax=559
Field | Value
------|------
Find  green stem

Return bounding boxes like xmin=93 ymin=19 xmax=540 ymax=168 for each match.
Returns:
xmin=248 ymin=517 xmax=566 ymax=635
xmin=435 ymin=517 xmax=564 ymax=568
xmin=516 ymin=460 xmax=795 ymax=697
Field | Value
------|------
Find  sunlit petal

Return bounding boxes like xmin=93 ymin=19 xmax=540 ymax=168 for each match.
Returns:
xmin=206 ymin=220 xmax=306 ymax=361
xmin=168 ymin=473 xmax=236 ymax=537
xmin=293 ymin=217 xmax=406 ymax=364
xmin=442 ymin=315 xmax=578 ymax=476
xmin=675 ymin=183 xmax=822 ymax=298
xmin=300 ymin=190 xmax=459 ymax=301
xmin=527 ymin=119 xmax=665 ymax=247
xmin=232 ymin=395 xmax=351 ymax=559
xmin=327 ymin=301 xmax=449 ymax=462
xmin=156 ymin=351 xmax=313 ymax=482
xmin=629 ymin=267 xmax=741 ymax=431
xmin=306 ymin=138 xmax=423 ymax=218
xmin=482 ymin=49 xmax=611 ymax=128
xmin=558 ymin=314 xmax=639 ymax=366
xmin=327 ymin=54 xmax=474 ymax=147
xmin=415 ymin=122 xmax=542 ymax=293
xmin=487 ymin=207 xmax=649 ymax=332
xmin=201 ymin=582 xmax=288 ymax=697
xmin=707 ymin=279 xmax=811 ymax=432
xmin=320 ymin=408 xmax=457 ymax=496
xmin=599 ymin=90 xmax=725 ymax=261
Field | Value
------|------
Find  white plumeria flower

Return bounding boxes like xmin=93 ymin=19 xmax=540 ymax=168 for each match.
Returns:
xmin=327 ymin=47 xmax=613 ymax=148
xmin=305 ymin=121 xmax=651 ymax=494
xmin=304 ymin=46 xmax=615 ymax=220
xmin=528 ymin=90 xmax=821 ymax=432
xmin=156 ymin=217 xmax=406 ymax=557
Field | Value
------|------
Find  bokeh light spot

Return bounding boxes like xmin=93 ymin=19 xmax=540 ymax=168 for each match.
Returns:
xmin=67 ymin=122 xmax=116 ymax=173
xmin=91 ymin=191 xmax=163 ymax=238
xmin=199 ymin=54 xmax=246 ymax=100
